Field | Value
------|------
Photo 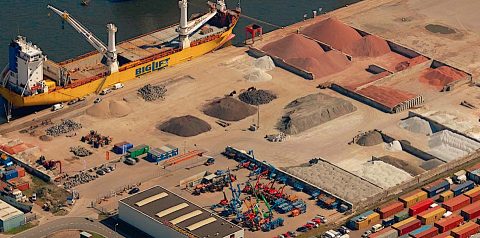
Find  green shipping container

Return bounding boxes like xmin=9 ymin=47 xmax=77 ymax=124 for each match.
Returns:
xmin=394 ymin=211 xmax=409 ymax=223
xmin=128 ymin=144 xmax=149 ymax=158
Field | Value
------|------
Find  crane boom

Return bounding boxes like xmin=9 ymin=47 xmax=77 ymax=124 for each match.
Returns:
xmin=47 ymin=5 xmax=118 ymax=73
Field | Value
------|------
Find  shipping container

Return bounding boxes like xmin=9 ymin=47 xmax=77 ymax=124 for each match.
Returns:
xmin=409 ymin=225 xmax=439 ymax=238
xmin=378 ymin=201 xmax=405 ymax=219
xmin=442 ymin=195 xmax=470 ymax=212
xmin=464 ymin=186 xmax=480 ymax=203
xmin=3 ymin=170 xmax=18 ymax=181
xmin=452 ymin=181 xmax=474 ymax=196
xmin=423 ymin=180 xmax=451 ymax=198
xmin=467 ymin=163 xmax=480 ymax=173
xmin=348 ymin=210 xmax=377 ymax=230
xmin=439 ymin=191 xmax=454 ymax=202
xmin=15 ymin=167 xmax=25 ymax=178
xmin=460 ymin=200 xmax=480 ymax=221
xmin=113 ymin=141 xmax=133 ymax=155
xmin=394 ymin=217 xmax=419 ymax=230
xmin=383 ymin=217 xmax=396 ymax=227
xmin=356 ymin=212 xmax=381 ymax=230
xmin=400 ymin=190 xmax=428 ymax=208
xmin=369 ymin=227 xmax=398 ymax=238
xmin=435 ymin=215 xmax=464 ymax=233
xmin=418 ymin=207 xmax=447 ymax=225
xmin=127 ymin=144 xmax=149 ymax=158
xmin=16 ymin=182 xmax=29 ymax=191
xmin=431 ymin=233 xmax=453 ymax=238
xmin=451 ymin=221 xmax=480 ymax=238
xmin=467 ymin=169 xmax=480 ymax=184
xmin=394 ymin=219 xmax=421 ymax=236
xmin=395 ymin=211 xmax=410 ymax=223
xmin=410 ymin=199 xmax=434 ymax=216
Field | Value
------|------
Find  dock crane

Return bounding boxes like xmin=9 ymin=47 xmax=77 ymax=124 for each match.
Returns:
xmin=47 ymin=5 xmax=119 ymax=74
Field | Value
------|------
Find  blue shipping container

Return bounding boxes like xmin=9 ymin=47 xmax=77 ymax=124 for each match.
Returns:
xmin=452 ymin=180 xmax=474 ymax=196
xmin=347 ymin=210 xmax=374 ymax=229
xmin=4 ymin=170 xmax=18 ymax=180
xmin=113 ymin=142 xmax=133 ymax=155
xmin=468 ymin=169 xmax=480 ymax=184
xmin=382 ymin=217 xmax=395 ymax=227
xmin=409 ymin=225 xmax=432 ymax=236
xmin=423 ymin=180 xmax=450 ymax=197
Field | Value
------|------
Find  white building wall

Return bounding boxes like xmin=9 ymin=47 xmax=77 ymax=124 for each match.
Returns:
xmin=118 ymin=202 xmax=186 ymax=238
xmin=223 ymin=229 xmax=244 ymax=238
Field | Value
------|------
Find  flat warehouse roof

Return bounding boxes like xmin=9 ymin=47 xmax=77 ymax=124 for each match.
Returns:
xmin=120 ymin=186 xmax=243 ymax=238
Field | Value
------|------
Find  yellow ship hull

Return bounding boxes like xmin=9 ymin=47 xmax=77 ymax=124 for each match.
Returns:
xmin=0 ymin=26 xmax=235 ymax=108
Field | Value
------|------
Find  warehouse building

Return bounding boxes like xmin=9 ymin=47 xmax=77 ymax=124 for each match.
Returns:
xmin=0 ymin=199 xmax=25 ymax=232
xmin=119 ymin=186 xmax=244 ymax=238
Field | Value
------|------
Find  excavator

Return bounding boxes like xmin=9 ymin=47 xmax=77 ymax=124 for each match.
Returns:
xmin=37 ymin=156 xmax=62 ymax=173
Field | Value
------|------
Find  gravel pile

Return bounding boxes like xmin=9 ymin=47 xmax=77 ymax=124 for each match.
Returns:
xmin=63 ymin=171 xmax=98 ymax=189
xmin=70 ymin=146 xmax=93 ymax=157
xmin=286 ymin=160 xmax=382 ymax=204
xmin=39 ymin=135 xmax=53 ymax=141
xmin=420 ymin=159 xmax=445 ymax=170
xmin=138 ymin=84 xmax=167 ymax=101
xmin=428 ymin=130 xmax=480 ymax=162
xmin=351 ymin=161 xmax=412 ymax=189
xmin=399 ymin=117 xmax=433 ymax=135
xmin=279 ymin=93 xmax=356 ymax=135
xmin=238 ymin=88 xmax=277 ymax=105
xmin=254 ymin=56 xmax=275 ymax=71
xmin=46 ymin=119 xmax=82 ymax=137
xmin=376 ymin=156 xmax=425 ymax=176
xmin=356 ymin=130 xmax=383 ymax=146
xmin=159 ymin=115 xmax=211 ymax=137
xmin=203 ymin=97 xmax=257 ymax=121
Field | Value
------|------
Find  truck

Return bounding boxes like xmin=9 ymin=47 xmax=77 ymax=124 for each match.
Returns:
xmin=112 ymin=83 xmax=124 ymax=90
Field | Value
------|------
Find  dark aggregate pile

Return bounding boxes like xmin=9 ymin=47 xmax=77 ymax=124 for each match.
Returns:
xmin=159 ymin=115 xmax=212 ymax=137
xmin=46 ymin=119 xmax=82 ymax=137
xmin=63 ymin=171 xmax=98 ymax=189
xmin=357 ymin=130 xmax=383 ymax=146
xmin=70 ymin=146 xmax=93 ymax=157
xmin=238 ymin=88 xmax=277 ymax=105
xmin=138 ymin=84 xmax=167 ymax=101
xmin=203 ymin=97 xmax=257 ymax=121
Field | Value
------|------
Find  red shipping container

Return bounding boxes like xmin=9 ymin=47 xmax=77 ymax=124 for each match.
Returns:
xmin=377 ymin=201 xmax=404 ymax=218
xmin=461 ymin=200 xmax=480 ymax=221
xmin=442 ymin=195 xmax=470 ymax=212
xmin=411 ymin=226 xmax=439 ymax=238
xmin=467 ymin=163 xmax=480 ymax=172
xmin=394 ymin=219 xmax=421 ymax=235
xmin=16 ymin=182 xmax=29 ymax=191
xmin=466 ymin=189 xmax=480 ymax=203
xmin=16 ymin=167 xmax=25 ymax=178
xmin=410 ymin=198 xmax=434 ymax=216
xmin=432 ymin=232 xmax=452 ymax=238
xmin=451 ymin=222 xmax=480 ymax=238
xmin=435 ymin=215 xmax=464 ymax=233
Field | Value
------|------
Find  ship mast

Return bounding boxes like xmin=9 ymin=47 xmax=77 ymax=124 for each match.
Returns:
xmin=178 ymin=0 xmax=190 ymax=49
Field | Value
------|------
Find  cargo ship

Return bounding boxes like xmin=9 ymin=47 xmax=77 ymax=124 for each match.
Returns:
xmin=0 ymin=0 xmax=239 ymax=109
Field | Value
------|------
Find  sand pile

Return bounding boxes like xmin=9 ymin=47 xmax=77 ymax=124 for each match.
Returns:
xmin=357 ymin=130 xmax=383 ymax=146
xmin=279 ymin=93 xmax=356 ymax=135
xmin=261 ymin=34 xmax=325 ymax=60
xmin=345 ymin=35 xmax=391 ymax=57
xmin=287 ymin=50 xmax=351 ymax=78
xmin=301 ymin=18 xmax=362 ymax=51
xmin=399 ymin=116 xmax=433 ymax=135
xmin=428 ymin=130 xmax=480 ymax=162
xmin=377 ymin=156 xmax=425 ymax=176
xmin=86 ymin=100 xmax=132 ymax=118
xmin=385 ymin=140 xmax=402 ymax=151
xmin=419 ymin=66 xmax=466 ymax=90
xmin=420 ymin=159 xmax=445 ymax=170
xmin=287 ymin=160 xmax=382 ymax=204
xmin=254 ymin=56 xmax=275 ymax=71
xmin=351 ymin=161 xmax=412 ymax=188
xmin=238 ymin=88 xmax=277 ymax=105
xmin=203 ymin=97 xmax=257 ymax=121
xmin=243 ymin=69 xmax=273 ymax=82
xmin=159 ymin=115 xmax=211 ymax=137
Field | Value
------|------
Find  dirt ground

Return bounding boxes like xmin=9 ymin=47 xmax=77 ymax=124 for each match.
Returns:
xmin=3 ymin=0 xmax=480 ymax=237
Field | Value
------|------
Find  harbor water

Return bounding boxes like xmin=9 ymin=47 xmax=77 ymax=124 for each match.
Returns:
xmin=0 ymin=0 xmax=360 ymax=123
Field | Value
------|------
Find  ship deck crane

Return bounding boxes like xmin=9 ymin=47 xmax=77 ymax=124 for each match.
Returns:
xmin=47 ymin=5 xmax=119 ymax=74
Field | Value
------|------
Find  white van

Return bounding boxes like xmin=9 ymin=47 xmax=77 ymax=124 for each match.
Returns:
xmin=113 ymin=83 xmax=124 ymax=90
xmin=100 ymin=88 xmax=112 ymax=95
xmin=371 ymin=224 xmax=384 ymax=233
xmin=51 ymin=103 xmax=64 ymax=111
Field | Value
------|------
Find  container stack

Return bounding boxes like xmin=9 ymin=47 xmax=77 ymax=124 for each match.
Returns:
xmin=423 ymin=179 xmax=451 ymax=198
xmin=409 ymin=198 xmax=434 ymax=216
xmin=113 ymin=141 xmax=133 ymax=155
xmin=450 ymin=221 xmax=480 ymax=238
xmin=460 ymin=200 xmax=480 ymax=221
xmin=400 ymin=190 xmax=428 ymax=208
xmin=451 ymin=181 xmax=474 ymax=196
xmin=439 ymin=191 xmax=454 ymax=202
xmin=368 ymin=227 xmax=397 ymax=238
xmin=394 ymin=211 xmax=410 ymax=223
xmin=347 ymin=210 xmax=380 ymax=230
xmin=377 ymin=201 xmax=404 ymax=219
xmin=409 ymin=225 xmax=438 ymax=238
xmin=392 ymin=217 xmax=421 ymax=235
xmin=127 ymin=144 xmax=150 ymax=158
xmin=466 ymin=164 xmax=480 ymax=184
xmin=434 ymin=215 xmax=464 ymax=233
xmin=146 ymin=144 xmax=179 ymax=163
xmin=463 ymin=186 xmax=480 ymax=203
xmin=417 ymin=206 xmax=446 ymax=225
xmin=442 ymin=195 xmax=470 ymax=212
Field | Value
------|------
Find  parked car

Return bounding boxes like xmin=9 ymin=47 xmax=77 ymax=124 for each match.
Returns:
xmin=307 ymin=221 xmax=319 ymax=228
xmin=100 ymin=88 xmax=112 ymax=95
xmin=51 ymin=103 xmax=64 ymax=111
xmin=67 ymin=98 xmax=79 ymax=105
xmin=129 ymin=187 xmax=140 ymax=194
xmin=339 ymin=226 xmax=350 ymax=234
xmin=443 ymin=211 xmax=453 ymax=217
xmin=94 ymin=98 xmax=102 ymax=103
xmin=296 ymin=226 xmax=308 ymax=232
xmin=112 ymin=83 xmax=124 ymax=90
xmin=96 ymin=169 xmax=106 ymax=175
xmin=78 ymin=96 xmax=86 ymax=101
xmin=103 ymin=167 xmax=111 ymax=173
xmin=312 ymin=218 xmax=323 ymax=224
xmin=286 ymin=231 xmax=297 ymax=237
xmin=124 ymin=157 xmax=136 ymax=165
xmin=108 ymin=165 xmax=115 ymax=171
xmin=362 ymin=230 xmax=372 ymax=238
xmin=371 ymin=224 xmax=384 ymax=233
